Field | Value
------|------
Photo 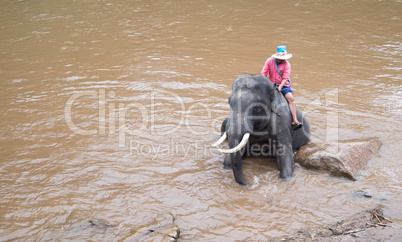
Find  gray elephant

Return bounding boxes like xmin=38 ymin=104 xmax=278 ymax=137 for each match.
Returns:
xmin=212 ymin=74 xmax=310 ymax=185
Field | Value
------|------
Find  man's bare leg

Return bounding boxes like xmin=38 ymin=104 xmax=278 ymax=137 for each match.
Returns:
xmin=285 ymin=92 xmax=301 ymax=126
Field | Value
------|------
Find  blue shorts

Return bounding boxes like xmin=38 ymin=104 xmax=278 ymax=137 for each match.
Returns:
xmin=281 ymin=85 xmax=293 ymax=96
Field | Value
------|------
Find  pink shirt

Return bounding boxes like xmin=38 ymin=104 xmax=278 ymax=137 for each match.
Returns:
xmin=261 ymin=57 xmax=291 ymax=86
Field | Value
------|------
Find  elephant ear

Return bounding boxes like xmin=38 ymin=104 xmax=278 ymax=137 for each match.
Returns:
xmin=268 ymin=84 xmax=281 ymax=116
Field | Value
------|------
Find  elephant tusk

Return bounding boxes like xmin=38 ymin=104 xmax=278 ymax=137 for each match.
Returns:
xmin=217 ymin=133 xmax=250 ymax=154
xmin=211 ymin=132 xmax=227 ymax=147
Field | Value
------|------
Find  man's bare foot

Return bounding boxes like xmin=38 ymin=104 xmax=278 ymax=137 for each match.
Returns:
xmin=292 ymin=121 xmax=303 ymax=130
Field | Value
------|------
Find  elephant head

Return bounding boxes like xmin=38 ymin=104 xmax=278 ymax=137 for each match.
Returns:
xmin=213 ymin=74 xmax=276 ymax=185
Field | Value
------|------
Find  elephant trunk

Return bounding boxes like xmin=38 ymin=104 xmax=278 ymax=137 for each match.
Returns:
xmin=231 ymin=151 xmax=247 ymax=185
xmin=228 ymin=116 xmax=249 ymax=185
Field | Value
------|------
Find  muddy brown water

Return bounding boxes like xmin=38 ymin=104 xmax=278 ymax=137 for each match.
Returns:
xmin=0 ymin=0 xmax=401 ymax=240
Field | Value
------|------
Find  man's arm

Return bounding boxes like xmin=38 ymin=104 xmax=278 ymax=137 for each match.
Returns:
xmin=278 ymin=61 xmax=291 ymax=91
xmin=278 ymin=78 xmax=288 ymax=92
xmin=261 ymin=59 xmax=269 ymax=77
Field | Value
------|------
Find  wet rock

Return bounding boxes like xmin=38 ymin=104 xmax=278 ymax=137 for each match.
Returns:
xmin=353 ymin=188 xmax=390 ymax=201
xmin=294 ymin=138 xmax=382 ymax=180
xmin=354 ymin=189 xmax=373 ymax=198
xmin=79 ymin=219 xmax=113 ymax=231
xmin=270 ymin=207 xmax=393 ymax=241
xmin=327 ymin=208 xmax=381 ymax=235
xmin=353 ymin=219 xmax=402 ymax=241
xmin=124 ymin=213 xmax=180 ymax=242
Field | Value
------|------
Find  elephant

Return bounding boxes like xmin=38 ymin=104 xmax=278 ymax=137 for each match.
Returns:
xmin=212 ymin=73 xmax=310 ymax=185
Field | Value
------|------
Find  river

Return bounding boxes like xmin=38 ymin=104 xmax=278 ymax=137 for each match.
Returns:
xmin=0 ymin=0 xmax=401 ymax=240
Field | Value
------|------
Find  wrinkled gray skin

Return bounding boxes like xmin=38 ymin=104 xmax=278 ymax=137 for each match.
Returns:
xmin=221 ymin=74 xmax=310 ymax=185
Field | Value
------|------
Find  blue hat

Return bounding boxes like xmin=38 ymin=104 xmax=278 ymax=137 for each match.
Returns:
xmin=271 ymin=45 xmax=292 ymax=60
xmin=277 ymin=45 xmax=287 ymax=52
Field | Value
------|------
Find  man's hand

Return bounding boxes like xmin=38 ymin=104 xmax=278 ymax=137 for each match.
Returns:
xmin=278 ymin=78 xmax=287 ymax=93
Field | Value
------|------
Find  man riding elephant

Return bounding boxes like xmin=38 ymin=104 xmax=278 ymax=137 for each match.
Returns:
xmin=211 ymin=49 xmax=310 ymax=185
xmin=261 ymin=45 xmax=303 ymax=130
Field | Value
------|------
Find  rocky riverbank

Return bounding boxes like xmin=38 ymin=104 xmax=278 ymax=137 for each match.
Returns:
xmin=270 ymin=207 xmax=402 ymax=241
xmin=77 ymin=207 xmax=401 ymax=241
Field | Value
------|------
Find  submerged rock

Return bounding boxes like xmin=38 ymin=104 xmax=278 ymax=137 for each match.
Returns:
xmin=124 ymin=213 xmax=180 ymax=242
xmin=78 ymin=219 xmax=113 ymax=231
xmin=294 ymin=138 xmax=382 ymax=180
xmin=354 ymin=189 xmax=374 ymax=198
xmin=353 ymin=188 xmax=390 ymax=201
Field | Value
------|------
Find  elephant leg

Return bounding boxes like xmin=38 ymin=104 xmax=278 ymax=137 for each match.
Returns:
xmin=275 ymin=143 xmax=294 ymax=178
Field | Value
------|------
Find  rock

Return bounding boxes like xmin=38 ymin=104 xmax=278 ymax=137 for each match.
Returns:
xmin=354 ymin=189 xmax=373 ymax=198
xmin=124 ymin=213 xmax=180 ymax=242
xmin=294 ymin=138 xmax=382 ymax=180
xmin=78 ymin=219 xmax=113 ymax=231
xmin=353 ymin=188 xmax=389 ymax=201
xmin=270 ymin=207 xmax=392 ymax=241
xmin=353 ymin=219 xmax=402 ymax=241
xmin=327 ymin=208 xmax=380 ymax=235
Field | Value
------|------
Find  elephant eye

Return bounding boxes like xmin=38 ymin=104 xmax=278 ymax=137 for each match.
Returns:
xmin=253 ymin=105 xmax=267 ymax=116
